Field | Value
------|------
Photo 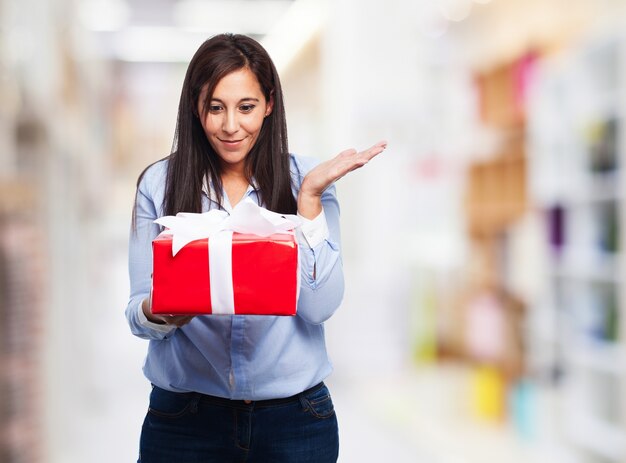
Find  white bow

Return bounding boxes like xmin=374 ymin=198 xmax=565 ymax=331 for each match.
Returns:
xmin=154 ymin=197 xmax=301 ymax=256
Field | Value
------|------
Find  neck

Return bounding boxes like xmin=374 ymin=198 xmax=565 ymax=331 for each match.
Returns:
xmin=221 ymin=170 xmax=250 ymax=208
xmin=220 ymin=160 xmax=246 ymax=180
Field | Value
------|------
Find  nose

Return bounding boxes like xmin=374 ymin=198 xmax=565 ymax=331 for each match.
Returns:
xmin=222 ymin=110 xmax=239 ymax=134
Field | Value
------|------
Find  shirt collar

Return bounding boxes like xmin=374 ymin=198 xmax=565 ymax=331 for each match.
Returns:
xmin=202 ymin=175 xmax=259 ymax=211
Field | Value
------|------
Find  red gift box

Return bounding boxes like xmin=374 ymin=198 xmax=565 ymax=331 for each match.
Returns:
xmin=151 ymin=232 xmax=298 ymax=316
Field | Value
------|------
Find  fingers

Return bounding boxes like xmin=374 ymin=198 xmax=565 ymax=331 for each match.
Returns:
xmin=338 ymin=148 xmax=358 ymax=158
xmin=338 ymin=140 xmax=387 ymax=159
xmin=359 ymin=140 xmax=388 ymax=161
xmin=339 ymin=141 xmax=387 ymax=163
xmin=163 ymin=315 xmax=195 ymax=327
xmin=175 ymin=316 xmax=194 ymax=327
xmin=374 ymin=140 xmax=388 ymax=149
xmin=300 ymin=140 xmax=388 ymax=197
xmin=328 ymin=141 xmax=388 ymax=181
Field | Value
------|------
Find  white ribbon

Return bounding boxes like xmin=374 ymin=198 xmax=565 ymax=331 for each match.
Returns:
xmin=154 ymin=198 xmax=301 ymax=315
xmin=208 ymin=230 xmax=234 ymax=314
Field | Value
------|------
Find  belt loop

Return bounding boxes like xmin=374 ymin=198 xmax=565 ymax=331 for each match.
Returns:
xmin=190 ymin=393 xmax=200 ymax=414
xmin=298 ymin=394 xmax=309 ymax=411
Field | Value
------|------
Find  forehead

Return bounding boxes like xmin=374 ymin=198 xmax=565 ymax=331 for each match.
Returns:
xmin=209 ymin=68 xmax=264 ymax=100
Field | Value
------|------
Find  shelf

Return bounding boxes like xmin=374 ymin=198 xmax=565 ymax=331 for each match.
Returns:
xmin=541 ymin=164 xmax=621 ymax=207
xmin=548 ymin=249 xmax=620 ymax=283
xmin=573 ymin=171 xmax=621 ymax=204
xmin=566 ymin=339 xmax=626 ymax=376
xmin=527 ymin=30 xmax=626 ymax=463
xmin=569 ymin=89 xmax=622 ymax=122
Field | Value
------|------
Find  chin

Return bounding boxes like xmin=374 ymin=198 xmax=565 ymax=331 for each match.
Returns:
xmin=219 ymin=154 xmax=247 ymax=166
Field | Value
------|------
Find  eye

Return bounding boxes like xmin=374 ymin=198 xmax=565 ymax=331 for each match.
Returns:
xmin=239 ymin=104 xmax=256 ymax=113
xmin=209 ymin=104 xmax=223 ymax=113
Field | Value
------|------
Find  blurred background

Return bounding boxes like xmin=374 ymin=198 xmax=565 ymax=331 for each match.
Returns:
xmin=1 ymin=0 xmax=626 ymax=461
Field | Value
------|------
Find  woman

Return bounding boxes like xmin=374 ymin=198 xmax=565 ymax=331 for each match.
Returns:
xmin=126 ymin=33 xmax=386 ymax=463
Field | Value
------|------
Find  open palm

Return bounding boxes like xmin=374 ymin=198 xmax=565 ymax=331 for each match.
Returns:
xmin=298 ymin=140 xmax=387 ymax=218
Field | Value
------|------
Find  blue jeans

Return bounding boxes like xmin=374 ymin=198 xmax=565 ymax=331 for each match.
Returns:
xmin=138 ymin=382 xmax=339 ymax=462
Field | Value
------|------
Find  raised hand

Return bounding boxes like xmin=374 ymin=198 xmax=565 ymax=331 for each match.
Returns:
xmin=298 ymin=140 xmax=387 ymax=219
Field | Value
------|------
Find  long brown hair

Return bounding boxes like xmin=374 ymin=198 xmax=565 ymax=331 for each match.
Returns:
xmin=134 ymin=33 xmax=296 ymax=226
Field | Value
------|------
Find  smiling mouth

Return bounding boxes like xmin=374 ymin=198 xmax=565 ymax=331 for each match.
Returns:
xmin=219 ymin=138 xmax=244 ymax=144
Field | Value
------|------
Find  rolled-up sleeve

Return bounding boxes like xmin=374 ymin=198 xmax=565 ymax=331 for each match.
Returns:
xmin=292 ymin=156 xmax=345 ymax=325
xmin=297 ymin=209 xmax=329 ymax=249
xmin=125 ymin=163 xmax=176 ymax=340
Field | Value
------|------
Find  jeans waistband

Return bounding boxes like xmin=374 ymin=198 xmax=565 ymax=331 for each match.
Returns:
xmin=154 ymin=382 xmax=325 ymax=409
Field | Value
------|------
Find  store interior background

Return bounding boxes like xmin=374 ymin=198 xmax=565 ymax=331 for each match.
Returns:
xmin=2 ymin=0 xmax=626 ymax=461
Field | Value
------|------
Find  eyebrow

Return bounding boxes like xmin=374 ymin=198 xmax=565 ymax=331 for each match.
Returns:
xmin=210 ymin=97 xmax=260 ymax=103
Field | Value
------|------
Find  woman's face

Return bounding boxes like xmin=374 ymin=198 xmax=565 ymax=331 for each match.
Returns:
xmin=197 ymin=67 xmax=273 ymax=173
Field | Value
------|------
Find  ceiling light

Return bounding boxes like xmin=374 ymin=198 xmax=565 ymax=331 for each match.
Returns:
xmin=439 ymin=0 xmax=473 ymax=22
xmin=174 ymin=0 xmax=293 ymax=36
xmin=262 ymin=0 xmax=328 ymax=73
xmin=78 ymin=0 xmax=130 ymax=32
xmin=110 ymin=26 xmax=209 ymax=62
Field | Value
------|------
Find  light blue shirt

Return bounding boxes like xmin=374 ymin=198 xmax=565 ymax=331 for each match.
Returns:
xmin=125 ymin=154 xmax=344 ymax=400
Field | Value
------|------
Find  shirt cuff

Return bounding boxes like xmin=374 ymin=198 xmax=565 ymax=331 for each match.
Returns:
xmin=137 ymin=299 xmax=175 ymax=333
xmin=297 ymin=209 xmax=329 ymax=249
